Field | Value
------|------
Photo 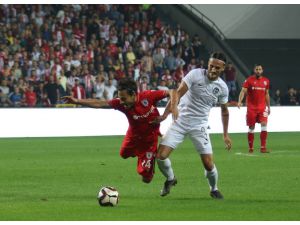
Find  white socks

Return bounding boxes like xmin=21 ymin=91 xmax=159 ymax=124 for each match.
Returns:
xmin=205 ymin=166 xmax=218 ymax=191
xmin=157 ymin=158 xmax=219 ymax=191
xmin=261 ymin=125 xmax=267 ymax=131
xmin=248 ymin=127 xmax=255 ymax=133
xmin=157 ymin=158 xmax=175 ymax=181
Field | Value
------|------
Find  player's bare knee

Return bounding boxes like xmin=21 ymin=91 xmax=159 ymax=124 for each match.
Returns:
xmin=204 ymin=164 xmax=214 ymax=171
xmin=201 ymin=155 xmax=214 ymax=171
xmin=157 ymin=145 xmax=172 ymax=160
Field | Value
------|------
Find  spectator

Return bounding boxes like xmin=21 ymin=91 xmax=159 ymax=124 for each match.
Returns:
xmin=173 ymin=65 xmax=185 ymax=83
xmin=93 ymin=75 xmax=106 ymax=100
xmin=44 ymin=75 xmax=59 ymax=106
xmin=115 ymin=63 xmax=126 ymax=81
xmin=82 ymin=68 xmax=95 ymax=98
xmin=152 ymin=47 xmax=164 ymax=76
xmin=8 ymin=86 xmax=24 ymax=107
xmin=138 ymin=75 xmax=149 ymax=92
xmin=283 ymin=87 xmax=299 ymax=105
xmin=0 ymin=79 xmax=10 ymax=99
xmin=58 ymin=70 xmax=67 ymax=94
xmin=24 ymin=85 xmax=37 ymax=107
xmin=187 ymin=57 xmax=197 ymax=72
xmin=11 ymin=63 xmax=22 ymax=81
xmin=164 ymin=49 xmax=176 ymax=72
xmin=273 ymin=89 xmax=282 ymax=106
xmin=174 ymin=52 xmax=185 ymax=69
xmin=104 ymin=78 xmax=117 ymax=100
xmin=107 ymin=70 xmax=117 ymax=87
xmin=198 ymin=59 xmax=206 ymax=69
xmin=87 ymin=15 xmax=100 ymax=42
xmin=35 ymin=82 xmax=47 ymax=107
xmin=192 ymin=34 xmax=203 ymax=59
xmin=141 ymin=51 xmax=153 ymax=74
xmin=126 ymin=46 xmax=136 ymax=65
xmin=161 ymin=69 xmax=172 ymax=81
xmin=0 ymin=79 xmax=10 ymax=107
xmin=224 ymin=62 xmax=237 ymax=101
xmin=156 ymin=79 xmax=169 ymax=106
xmin=72 ymin=78 xmax=86 ymax=100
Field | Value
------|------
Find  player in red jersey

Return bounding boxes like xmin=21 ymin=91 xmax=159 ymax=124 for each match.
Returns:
xmin=62 ymin=78 xmax=176 ymax=183
xmin=238 ymin=64 xmax=271 ymax=153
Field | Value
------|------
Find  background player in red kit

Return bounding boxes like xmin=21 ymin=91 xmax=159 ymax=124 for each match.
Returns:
xmin=62 ymin=78 xmax=175 ymax=183
xmin=238 ymin=64 xmax=270 ymax=153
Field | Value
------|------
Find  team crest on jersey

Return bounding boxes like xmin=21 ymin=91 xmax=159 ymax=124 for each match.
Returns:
xmin=213 ymin=87 xmax=220 ymax=95
xmin=146 ymin=152 xmax=153 ymax=159
xmin=141 ymin=99 xmax=149 ymax=107
xmin=264 ymin=81 xmax=267 ymax=86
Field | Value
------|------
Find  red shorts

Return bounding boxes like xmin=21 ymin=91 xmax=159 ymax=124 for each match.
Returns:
xmin=119 ymin=133 xmax=158 ymax=182
xmin=246 ymin=107 xmax=269 ymax=126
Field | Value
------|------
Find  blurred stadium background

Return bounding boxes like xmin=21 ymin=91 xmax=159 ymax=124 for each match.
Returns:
xmin=1 ymin=4 xmax=300 ymax=108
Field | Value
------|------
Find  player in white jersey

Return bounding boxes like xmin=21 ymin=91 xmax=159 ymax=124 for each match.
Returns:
xmin=156 ymin=52 xmax=232 ymax=199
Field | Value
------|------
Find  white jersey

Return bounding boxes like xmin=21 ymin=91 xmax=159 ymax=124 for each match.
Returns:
xmin=177 ymin=68 xmax=228 ymax=125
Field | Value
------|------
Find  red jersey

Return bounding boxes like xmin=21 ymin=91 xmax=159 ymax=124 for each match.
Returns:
xmin=24 ymin=90 xmax=37 ymax=107
xmin=108 ymin=90 xmax=168 ymax=139
xmin=243 ymin=75 xmax=270 ymax=110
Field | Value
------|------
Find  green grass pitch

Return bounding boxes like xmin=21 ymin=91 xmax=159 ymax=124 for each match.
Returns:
xmin=0 ymin=132 xmax=300 ymax=221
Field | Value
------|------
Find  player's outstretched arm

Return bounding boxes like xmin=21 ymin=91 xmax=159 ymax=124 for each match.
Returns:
xmin=61 ymin=96 xmax=109 ymax=108
xmin=237 ymin=87 xmax=247 ymax=108
xmin=151 ymin=100 xmax=171 ymax=124
xmin=150 ymin=89 xmax=175 ymax=124
xmin=150 ymin=89 xmax=180 ymax=124
xmin=221 ymin=103 xmax=232 ymax=150
xmin=163 ymin=83 xmax=188 ymax=121
xmin=169 ymin=89 xmax=179 ymax=121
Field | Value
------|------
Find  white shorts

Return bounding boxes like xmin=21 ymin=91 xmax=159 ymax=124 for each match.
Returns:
xmin=160 ymin=120 xmax=212 ymax=155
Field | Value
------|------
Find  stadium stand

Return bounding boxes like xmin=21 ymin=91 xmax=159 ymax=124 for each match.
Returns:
xmin=0 ymin=4 xmax=214 ymax=108
xmin=1 ymin=4 xmax=296 ymax=108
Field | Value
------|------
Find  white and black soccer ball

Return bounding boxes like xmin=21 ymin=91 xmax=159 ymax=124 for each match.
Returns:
xmin=97 ymin=186 xmax=119 ymax=207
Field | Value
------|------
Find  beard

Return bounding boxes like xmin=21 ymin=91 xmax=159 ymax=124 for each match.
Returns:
xmin=208 ymin=72 xmax=218 ymax=81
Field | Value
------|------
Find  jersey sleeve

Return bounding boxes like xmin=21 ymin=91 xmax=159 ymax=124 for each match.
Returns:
xmin=108 ymin=98 xmax=121 ymax=110
xmin=266 ymin=78 xmax=270 ymax=90
xmin=218 ymin=85 xmax=229 ymax=105
xmin=147 ymin=90 xmax=168 ymax=103
xmin=182 ymin=69 xmax=198 ymax=89
xmin=242 ymin=78 xmax=249 ymax=88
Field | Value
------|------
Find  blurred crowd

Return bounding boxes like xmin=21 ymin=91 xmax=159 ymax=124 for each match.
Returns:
xmin=273 ymin=87 xmax=300 ymax=106
xmin=0 ymin=4 xmax=296 ymax=108
xmin=0 ymin=4 xmax=209 ymax=107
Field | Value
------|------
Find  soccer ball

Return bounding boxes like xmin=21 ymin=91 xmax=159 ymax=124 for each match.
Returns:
xmin=97 ymin=186 xmax=119 ymax=207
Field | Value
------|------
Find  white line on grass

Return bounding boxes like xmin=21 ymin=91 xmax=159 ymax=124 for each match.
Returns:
xmin=235 ymin=152 xmax=260 ymax=157
xmin=271 ymin=150 xmax=298 ymax=154
xmin=235 ymin=150 xmax=300 ymax=157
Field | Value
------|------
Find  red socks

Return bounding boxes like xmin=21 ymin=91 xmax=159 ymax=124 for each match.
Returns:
xmin=260 ymin=131 xmax=268 ymax=149
xmin=248 ymin=132 xmax=254 ymax=149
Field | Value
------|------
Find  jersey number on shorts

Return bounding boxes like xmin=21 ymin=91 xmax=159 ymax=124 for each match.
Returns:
xmin=142 ymin=159 xmax=152 ymax=169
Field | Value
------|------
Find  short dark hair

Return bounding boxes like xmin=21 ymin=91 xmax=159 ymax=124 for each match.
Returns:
xmin=210 ymin=52 xmax=227 ymax=64
xmin=254 ymin=64 xmax=263 ymax=68
xmin=117 ymin=78 xmax=137 ymax=95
